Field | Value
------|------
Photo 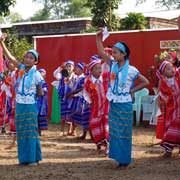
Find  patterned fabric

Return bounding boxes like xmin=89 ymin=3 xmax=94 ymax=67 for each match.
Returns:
xmin=158 ymin=73 xmax=180 ymax=152
xmin=8 ymin=70 xmax=17 ymax=133
xmin=69 ymin=75 xmax=90 ymax=130
xmin=107 ymin=62 xmax=139 ymax=165
xmin=84 ymin=73 xmax=109 ymax=145
xmin=15 ymin=64 xmax=44 ymax=104
xmin=0 ymin=80 xmax=13 ymax=128
xmin=37 ymin=82 xmax=48 ymax=130
xmin=109 ymin=102 xmax=133 ymax=164
xmin=88 ymin=59 xmax=101 ymax=71
xmin=15 ymin=64 xmax=42 ymax=164
xmin=107 ymin=61 xmax=139 ymax=103
xmin=156 ymin=104 xmax=166 ymax=139
xmin=58 ymin=73 xmax=76 ymax=122
xmin=0 ymin=89 xmax=9 ymax=128
xmin=15 ymin=103 xmax=42 ymax=164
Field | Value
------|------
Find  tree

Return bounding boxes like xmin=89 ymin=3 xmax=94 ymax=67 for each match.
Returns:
xmin=0 ymin=0 xmax=16 ymax=16
xmin=87 ymin=0 xmax=121 ymax=31
xmin=120 ymin=12 xmax=147 ymax=30
xmin=33 ymin=0 xmax=68 ymax=19
xmin=6 ymin=12 xmax=23 ymax=23
xmin=5 ymin=29 xmax=32 ymax=61
xmin=0 ymin=12 xmax=23 ymax=24
xmin=30 ymin=9 xmax=51 ymax=21
xmin=136 ymin=0 xmax=180 ymax=9
xmin=64 ymin=0 xmax=91 ymax=18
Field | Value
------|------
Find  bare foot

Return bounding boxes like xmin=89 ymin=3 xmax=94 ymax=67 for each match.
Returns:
xmin=5 ymin=142 xmax=16 ymax=150
xmin=116 ymin=164 xmax=129 ymax=170
xmin=162 ymin=151 xmax=172 ymax=158
xmin=40 ymin=136 xmax=48 ymax=141
xmin=67 ymin=132 xmax=77 ymax=136
xmin=60 ymin=132 xmax=66 ymax=136
xmin=104 ymin=146 xmax=109 ymax=157
xmin=28 ymin=162 xmax=39 ymax=166
xmin=78 ymin=135 xmax=86 ymax=140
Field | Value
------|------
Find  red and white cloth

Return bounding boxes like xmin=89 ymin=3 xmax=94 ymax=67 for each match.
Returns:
xmin=84 ymin=72 xmax=109 ymax=145
xmin=157 ymin=71 xmax=180 ymax=151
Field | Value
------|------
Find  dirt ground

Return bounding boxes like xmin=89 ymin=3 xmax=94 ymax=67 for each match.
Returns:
xmin=0 ymin=123 xmax=179 ymax=180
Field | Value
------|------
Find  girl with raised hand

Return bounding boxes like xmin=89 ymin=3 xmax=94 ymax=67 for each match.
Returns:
xmin=96 ymin=28 xmax=149 ymax=168
xmin=0 ymin=34 xmax=43 ymax=166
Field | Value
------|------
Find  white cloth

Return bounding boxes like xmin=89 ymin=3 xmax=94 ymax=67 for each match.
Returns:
xmin=1 ymin=83 xmax=12 ymax=97
xmin=53 ymin=67 xmax=62 ymax=80
xmin=83 ymin=75 xmax=103 ymax=104
xmin=16 ymin=67 xmax=43 ymax=104
xmin=106 ymin=64 xmax=139 ymax=103
xmin=102 ymin=27 xmax=110 ymax=42
xmin=51 ymin=80 xmax=59 ymax=89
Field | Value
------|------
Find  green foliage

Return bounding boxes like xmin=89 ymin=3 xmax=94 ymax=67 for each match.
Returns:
xmin=120 ymin=12 xmax=147 ymax=30
xmin=155 ymin=0 xmax=180 ymax=9
xmin=80 ymin=26 xmax=98 ymax=33
xmin=64 ymin=0 xmax=91 ymax=18
xmin=32 ymin=0 xmax=91 ymax=19
xmin=87 ymin=0 xmax=121 ymax=31
xmin=6 ymin=12 xmax=23 ymax=23
xmin=5 ymin=29 xmax=33 ymax=62
xmin=30 ymin=9 xmax=51 ymax=21
xmin=0 ymin=12 xmax=23 ymax=23
xmin=136 ymin=0 xmax=180 ymax=9
xmin=33 ymin=0 xmax=68 ymax=19
xmin=0 ymin=0 xmax=16 ymax=16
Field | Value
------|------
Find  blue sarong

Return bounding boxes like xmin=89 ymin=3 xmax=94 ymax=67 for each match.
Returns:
xmin=109 ymin=102 xmax=133 ymax=165
xmin=15 ymin=103 xmax=42 ymax=164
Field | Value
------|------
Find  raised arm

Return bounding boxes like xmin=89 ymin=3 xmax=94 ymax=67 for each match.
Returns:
xmin=0 ymin=34 xmax=20 ymax=67
xmin=96 ymin=29 xmax=111 ymax=65
xmin=53 ymin=66 xmax=62 ymax=80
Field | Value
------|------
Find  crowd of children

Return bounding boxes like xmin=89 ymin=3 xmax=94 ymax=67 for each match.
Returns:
xmin=0 ymin=28 xmax=180 ymax=169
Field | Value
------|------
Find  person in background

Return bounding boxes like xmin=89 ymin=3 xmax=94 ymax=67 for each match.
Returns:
xmin=55 ymin=60 xmax=76 ymax=136
xmin=166 ymin=51 xmax=180 ymax=69
xmin=156 ymin=60 xmax=180 ymax=157
xmin=37 ymin=68 xmax=48 ymax=137
xmin=4 ymin=60 xmax=17 ymax=149
xmin=84 ymin=57 xmax=109 ymax=156
xmin=67 ymin=62 xmax=90 ymax=139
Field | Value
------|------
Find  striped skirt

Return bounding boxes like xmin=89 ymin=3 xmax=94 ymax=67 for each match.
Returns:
xmin=15 ymin=103 xmax=42 ymax=164
xmin=38 ymin=115 xmax=48 ymax=130
xmin=109 ymin=102 xmax=133 ymax=165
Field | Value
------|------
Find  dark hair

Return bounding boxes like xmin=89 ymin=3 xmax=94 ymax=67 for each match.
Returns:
xmin=61 ymin=69 xmax=69 ymax=77
xmin=120 ymin=42 xmax=130 ymax=59
xmin=173 ymin=57 xmax=180 ymax=67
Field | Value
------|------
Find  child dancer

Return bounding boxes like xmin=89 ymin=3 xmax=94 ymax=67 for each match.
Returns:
xmin=67 ymin=62 xmax=90 ymax=139
xmin=0 ymin=34 xmax=43 ymax=165
xmin=84 ymin=57 xmax=109 ymax=156
xmin=4 ymin=61 xmax=17 ymax=149
xmin=156 ymin=60 xmax=180 ymax=157
xmin=54 ymin=60 xmax=76 ymax=135
xmin=96 ymin=29 xmax=149 ymax=167
xmin=0 ymin=75 xmax=9 ymax=133
xmin=37 ymin=69 xmax=48 ymax=137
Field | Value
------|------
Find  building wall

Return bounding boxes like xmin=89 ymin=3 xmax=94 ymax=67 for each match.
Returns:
xmin=147 ymin=17 xmax=177 ymax=29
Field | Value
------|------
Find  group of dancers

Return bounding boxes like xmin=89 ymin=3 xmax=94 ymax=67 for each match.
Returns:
xmin=0 ymin=27 xmax=179 ymax=168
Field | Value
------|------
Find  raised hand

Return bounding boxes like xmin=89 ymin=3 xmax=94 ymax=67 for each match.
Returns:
xmin=0 ymin=33 xmax=7 ymax=42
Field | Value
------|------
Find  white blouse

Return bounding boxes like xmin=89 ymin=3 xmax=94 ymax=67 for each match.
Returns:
xmin=16 ymin=65 xmax=44 ymax=104
xmin=106 ymin=62 xmax=139 ymax=103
